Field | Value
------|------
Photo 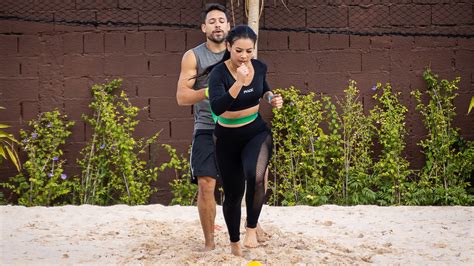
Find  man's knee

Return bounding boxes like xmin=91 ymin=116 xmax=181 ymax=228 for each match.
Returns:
xmin=198 ymin=176 xmax=216 ymax=197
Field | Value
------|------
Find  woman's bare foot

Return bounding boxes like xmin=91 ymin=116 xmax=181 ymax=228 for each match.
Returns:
xmin=243 ymin=227 xmax=259 ymax=248
xmin=230 ymin=242 xmax=243 ymax=256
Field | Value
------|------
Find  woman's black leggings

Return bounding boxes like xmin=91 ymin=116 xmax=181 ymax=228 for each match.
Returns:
xmin=214 ymin=115 xmax=272 ymax=243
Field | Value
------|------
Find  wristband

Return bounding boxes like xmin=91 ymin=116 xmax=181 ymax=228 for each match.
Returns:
xmin=266 ymin=94 xmax=273 ymax=103
xmin=204 ymin=87 xmax=209 ymax=99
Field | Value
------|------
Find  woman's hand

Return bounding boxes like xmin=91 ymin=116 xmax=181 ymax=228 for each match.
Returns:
xmin=236 ymin=63 xmax=249 ymax=84
xmin=270 ymin=94 xmax=283 ymax=108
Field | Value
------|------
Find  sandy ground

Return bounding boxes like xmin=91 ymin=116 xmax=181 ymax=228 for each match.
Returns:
xmin=1 ymin=204 xmax=473 ymax=265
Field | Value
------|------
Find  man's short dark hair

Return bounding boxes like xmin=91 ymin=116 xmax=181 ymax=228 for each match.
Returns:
xmin=201 ymin=3 xmax=228 ymax=24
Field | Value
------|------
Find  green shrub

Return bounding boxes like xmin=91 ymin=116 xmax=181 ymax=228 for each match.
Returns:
xmin=371 ymin=83 xmax=411 ymax=205
xmin=77 ymin=79 xmax=160 ymax=205
xmin=161 ymin=144 xmax=197 ymax=206
xmin=1 ymin=110 xmax=75 ymax=206
xmin=408 ymin=69 xmax=473 ymax=205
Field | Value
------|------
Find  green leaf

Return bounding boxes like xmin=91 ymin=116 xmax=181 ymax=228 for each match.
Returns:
xmin=468 ymin=96 xmax=474 ymax=114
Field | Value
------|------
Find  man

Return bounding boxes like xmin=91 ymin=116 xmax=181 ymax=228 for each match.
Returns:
xmin=176 ymin=3 xmax=230 ymax=251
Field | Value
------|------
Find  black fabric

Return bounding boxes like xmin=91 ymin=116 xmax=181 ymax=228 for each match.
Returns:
xmin=208 ymin=59 xmax=270 ymax=116
xmin=190 ymin=129 xmax=220 ymax=184
xmin=213 ymin=115 xmax=273 ymax=242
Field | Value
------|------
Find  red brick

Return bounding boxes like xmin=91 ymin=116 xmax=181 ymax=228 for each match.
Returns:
xmin=371 ymin=36 xmax=391 ymax=49
xmin=390 ymin=5 xmax=431 ymax=26
xmin=165 ymin=31 xmax=186 ymax=52
xmin=262 ymin=52 xmax=316 ymax=74
xmin=411 ymin=49 xmax=455 ymax=73
xmin=145 ymin=31 xmax=166 ymax=53
xmin=64 ymin=78 xmax=95 ymax=98
xmin=7 ymin=16 xmax=55 ymax=34
xmin=350 ymin=72 xmax=390 ymax=95
xmin=289 ymin=32 xmax=309 ymax=51
xmin=84 ymin=32 xmax=104 ymax=54
xmin=149 ymin=97 xmax=191 ymax=119
xmin=186 ymin=30 xmax=205 ymax=50
xmin=104 ymin=55 xmax=148 ymax=76
xmin=180 ymin=8 xmax=201 ymax=26
xmin=0 ymin=35 xmax=18 ymax=56
xmin=267 ymin=31 xmax=288 ymax=50
xmin=133 ymin=76 xmax=178 ymax=98
xmin=306 ymin=72 xmax=351 ymax=94
xmin=458 ymin=38 xmax=474 ymax=50
xmin=21 ymin=101 xmax=39 ymax=122
xmin=307 ymin=6 xmax=348 ymax=28
xmin=0 ymin=100 xmax=21 ymax=122
xmin=54 ymin=10 xmax=97 ymax=32
xmin=414 ymin=36 xmax=457 ymax=48
xmin=0 ymin=57 xmax=20 ymax=77
xmin=318 ymin=51 xmax=361 ymax=72
xmin=350 ymin=35 xmax=370 ymax=50
xmin=310 ymin=33 xmax=349 ymax=50
xmin=263 ymin=7 xmax=306 ymax=29
xmin=64 ymin=99 xmax=93 ymax=120
xmin=125 ymin=32 xmax=145 ymax=55
xmin=432 ymin=4 xmax=472 ymax=25
xmin=455 ymin=50 xmax=474 ymax=70
xmin=162 ymin=0 xmax=202 ymax=8
xmin=18 ymin=35 xmax=41 ymax=57
xmin=349 ymin=5 xmax=390 ymax=28
xmin=139 ymin=10 xmax=180 ymax=30
xmin=19 ymin=58 xmax=39 ymax=77
xmin=129 ymin=97 xmax=149 ymax=121
xmin=63 ymin=55 xmax=104 ymax=77
xmin=77 ymin=0 xmax=118 ymax=10
xmin=257 ymin=31 xmax=269 ymax=51
xmin=67 ymin=120 xmax=86 ymax=143
xmin=362 ymin=50 xmax=390 ymax=72
xmin=266 ymin=73 xmax=308 ymax=92
xmin=0 ymin=78 xmax=39 ymax=100
xmin=149 ymin=54 xmax=181 ymax=75
xmin=119 ymin=0 xmax=157 ymax=10
xmin=134 ymin=120 xmax=170 ymax=140
xmin=391 ymin=36 xmax=414 ymax=50
xmin=62 ymin=33 xmax=84 ymax=55
xmin=170 ymin=118 xmax=194 ymax=140
xmin=105 ymin=32 xmax=125 ymax=54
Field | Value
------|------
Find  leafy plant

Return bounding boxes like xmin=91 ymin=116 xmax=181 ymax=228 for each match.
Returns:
xmin=269 ymin=87 xmax=336 ymax=206
xmin=77 ymin=79 xmax=160 ymax=205
xmin=408 ymin=69 xmax=473 ymax=205
xmin=1 ymin=110 xmax=75 ymax=206
xmin=335 ymin=80 xmax=374 ymax=205
xmin=371 ymin=83 xmax=411 ymax=205
xmin=160 ymin=144 xmax=197 ymax=206
xmin=0 ymin=106 xmax=21 ymax=171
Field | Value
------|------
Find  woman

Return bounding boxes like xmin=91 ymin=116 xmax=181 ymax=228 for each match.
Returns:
xmin=207 ymin=25 xmax=283 ymax=256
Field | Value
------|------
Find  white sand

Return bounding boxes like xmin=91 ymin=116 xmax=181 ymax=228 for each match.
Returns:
xmin=1 ymin=204 xmax=473 ymax=265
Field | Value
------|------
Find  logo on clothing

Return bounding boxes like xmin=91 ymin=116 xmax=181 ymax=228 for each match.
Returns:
xmin=243 ymin=88 xmax=254 ymax=94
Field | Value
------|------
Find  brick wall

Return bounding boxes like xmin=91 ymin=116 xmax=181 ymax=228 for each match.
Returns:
xmin=0 ymin=0 xmax=473 ymax=204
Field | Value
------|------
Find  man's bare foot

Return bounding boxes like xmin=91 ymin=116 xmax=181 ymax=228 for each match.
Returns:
xmin=256 ymin=223 xmax=270 ymax=242
xmin=230 ymin=242 xmax=243 ymax=256
xmin=243 ymin=227 xmax=259 ymax=248
xmin=201 ymin=242 xmax=215 ymax=252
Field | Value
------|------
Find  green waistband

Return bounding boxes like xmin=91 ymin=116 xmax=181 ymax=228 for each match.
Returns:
xmin=212 ymin=112 xmax=258 ymax=125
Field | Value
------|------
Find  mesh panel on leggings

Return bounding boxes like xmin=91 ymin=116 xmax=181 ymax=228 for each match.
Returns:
xmin=250 ymin=133 xmax=272 ymax=218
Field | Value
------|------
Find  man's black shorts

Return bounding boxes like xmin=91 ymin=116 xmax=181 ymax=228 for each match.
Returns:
xmin=190 ymin=129 xmax=219 ymax=184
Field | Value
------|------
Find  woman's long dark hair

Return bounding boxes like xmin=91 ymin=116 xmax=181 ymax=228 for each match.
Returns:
xmin=191 ymin=25 xmax=257 ymax=80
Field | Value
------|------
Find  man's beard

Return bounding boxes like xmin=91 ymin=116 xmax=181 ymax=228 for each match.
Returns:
xmin=207 ymin=34 xmax=226 ymax=44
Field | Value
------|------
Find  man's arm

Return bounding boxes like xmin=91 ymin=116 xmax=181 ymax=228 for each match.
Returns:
xmin=176 ymin=50 xmax=207 ymax=106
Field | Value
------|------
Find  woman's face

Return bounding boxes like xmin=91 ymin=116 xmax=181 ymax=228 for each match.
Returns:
xmin=227 ymin=38 xmax=255 ymax=67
